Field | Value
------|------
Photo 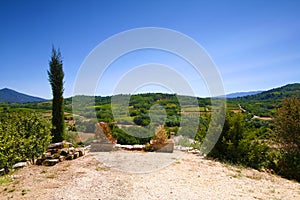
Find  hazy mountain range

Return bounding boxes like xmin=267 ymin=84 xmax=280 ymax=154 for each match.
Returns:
xmin=225 ymin=91 xmax=263 ymax=98
xmin=0 ymin=88 xmax=46 ymax=103
xmin=0 ymin=83 xmax=299 ymax=103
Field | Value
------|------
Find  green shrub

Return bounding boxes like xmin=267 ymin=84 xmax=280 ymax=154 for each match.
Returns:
xmin=208 ymin=112 xmax=271 ymax=170
xmin=0 ymin=112 xmax=52 ymax=173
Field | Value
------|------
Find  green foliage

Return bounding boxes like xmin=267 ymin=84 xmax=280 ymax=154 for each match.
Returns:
xmin=74 ymin=118 xmax=97 ymax=133
xmin=274 ymin=96 xmax=300 ymax=151
xmin=228 ymin=83 xmax=300 ymax=117
xmin=48 ymin=47 xmax=65 ymax=143
xmin=0 ymin=176 xmax=13 ymax=186
xmin=133 ymin=114 xmax=150 ymax=126
xmin=276 ymin=150 xmax=300 ymax=181
xmin=0 ymin=112 xmax=52 ymax=172
xmin=65 ymin=131 xmax=78 ymax=145
xmin=109 ymin=123 xmax=152 ymax=145
xmin=207 ymin=97 xmax=300 ymax=181
xmin=274 ymin=96 xmax=300 ymax=181
xmin=208 ymin=112 xmax=271 ymax=170
xmin=144 ymin=142 xmax=153 ymax=151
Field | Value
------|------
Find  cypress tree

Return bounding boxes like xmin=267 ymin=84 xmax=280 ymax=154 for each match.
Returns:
xmin=48 ymin=47 xmax=65 ymax=143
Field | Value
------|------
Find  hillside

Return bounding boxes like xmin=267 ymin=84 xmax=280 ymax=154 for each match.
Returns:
xmin=238 ymin=83 xmax=300 ymax=101
xmin=228 ymin=83 xmax=300 ymax=116
xmin=0 ymin=88 xmax=46 ymax=103
xmin=1 ymin=83 xmax=299 ymax=118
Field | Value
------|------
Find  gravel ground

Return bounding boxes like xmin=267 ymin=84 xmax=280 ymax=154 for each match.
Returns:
xmin=1 ymin=150 xmax=300 ymax=200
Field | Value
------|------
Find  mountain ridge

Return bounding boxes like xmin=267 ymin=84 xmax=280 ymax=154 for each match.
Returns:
xmin=1 ymin=83 xmax=299 ymax=103
xmin=226 ymin=91 xmax=263 ymax=98
xmin=0 ymin=88 xmax=46 ymax=103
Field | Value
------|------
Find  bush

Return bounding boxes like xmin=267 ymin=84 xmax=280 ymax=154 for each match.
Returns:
xmin=273 ymin=97 xmax=300 ymax=181
xmin=208 ymin=112 xmax=271 ymax=170
xmin=0 ymin=112 xmax=52 ymax=173
xmin=276 ymin=150 xmax=300 ymax=181
xmin=153 ymin=125 xmax=167 ymax=144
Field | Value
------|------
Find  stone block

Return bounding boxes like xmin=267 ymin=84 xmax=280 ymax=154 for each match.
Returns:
xmin=66 ymin=154 xmax=74 ymax=160
xmin=42 ymin=159 xmax=59 ymax=166
xmin=12 ymin=162 xmax=27 ymax=169
xmin=59 ymin=156 xmax=66 ymax=162
xmin=90 ymin=142 xmax=114 ymax=152
xmin=73 ymin=152 xmax=80 ymax=159
xmin=152 ymin=142 xmax=174 ymax=153
xmin=60 ymin=148 xmax=69 ymax=156
xmin=0 ymin=168 xmax=5 ymax=176
xmin=42 ymin=152 xmax=53 ymax=159
xmin=77 ymin=148 xmax=85 ymax=157
xmin=36 ymin=158 xmax=44 ymax=165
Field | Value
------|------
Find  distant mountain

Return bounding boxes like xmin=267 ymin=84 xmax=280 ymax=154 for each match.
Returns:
xmin=229 ymin=83 xmax=300 ymax=117
xmin=226 ymin=91 xmax=263 ymax=98
xmin=0 ymin=88 xmax=46 ymax=103
xmin=238 ymin=83 xmax=300 ymax=101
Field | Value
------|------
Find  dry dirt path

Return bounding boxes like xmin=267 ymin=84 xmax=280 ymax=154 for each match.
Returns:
xmin=1 ymin=151 xmax=299 ymax=200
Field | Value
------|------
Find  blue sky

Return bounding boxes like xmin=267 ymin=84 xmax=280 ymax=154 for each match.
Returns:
xmin=0 ymin=0 xmax=299 ymax=99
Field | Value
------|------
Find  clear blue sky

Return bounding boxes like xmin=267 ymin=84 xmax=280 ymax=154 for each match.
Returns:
xmin=0 ymin=0 xmax=299 ymax=99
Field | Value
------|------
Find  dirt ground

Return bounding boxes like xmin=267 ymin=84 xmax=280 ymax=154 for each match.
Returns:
xmin=1 ymin=150 xmax=299 ymax=200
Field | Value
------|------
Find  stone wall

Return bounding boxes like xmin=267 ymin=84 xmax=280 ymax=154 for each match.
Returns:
xmin=36 ymin=141 xmax=85 ymax=166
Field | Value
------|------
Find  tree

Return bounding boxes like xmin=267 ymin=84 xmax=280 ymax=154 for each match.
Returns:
xmin=0 ymin=112 xmax=52 ymax=173
xmin=274 ymin=96 xmax=300 ymax=151
xmin=274 ymin=96 xmax=300 ymax=181
xmin=48 ymin=47 xmax=65 ymax=143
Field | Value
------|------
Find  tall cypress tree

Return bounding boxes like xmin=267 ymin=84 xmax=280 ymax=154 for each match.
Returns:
xmin=48 ymin=47 xmax=65 ymax=143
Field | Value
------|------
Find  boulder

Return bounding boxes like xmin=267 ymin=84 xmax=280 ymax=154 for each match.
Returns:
xmin=48 ymin=141 xmax=73 ymax=149
xmin=12 ymin=162 xmax=28 ymax=169
xmin=0 ymin=168 xmax=5 ymax=176
xmin=73 ymin=152 xmax=80 ymax=159
xmin=59 ymin=156 xmax=66 ymax=162
xmin=42 ymin=159 xmax=59 ymax=166
xmin=69 ymin=147 xmax=75 ymax=153
xmin=152 ymin=141 xmax=174 ymax=153
xmin=90 ymin=142 xmax=114 ymax=152
xmin=77 ymin=148 xmax=85 ymax=157
xmin=47 ymin=148 xmax=59 ymax=154
xmin=66 ymin=154 xmax=74 ymax=160
xmin=42 ymin=152 xmax=53 ymax=159
xmin=52 ymin=153 xmax=61 ymax=159
xmin=36 ymin=158 xmax=44 ymax=165
xmin=60 ymin=148 xmax=69 ymax=156
xmin=48 ymin=142 xmax=64 ymax=149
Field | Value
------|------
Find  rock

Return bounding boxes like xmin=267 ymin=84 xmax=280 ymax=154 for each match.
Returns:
xmin=12 ymin=162 xmax=27 ymax=169
xmin=66 ymin=154 xmax=74 ymax=160
xmin=36 ymin=158 xmax=44 ymax=165
xmin=188 ymin=149 xmax=201 ymax=154
xmin=36 ymin=141 xmax=83 ymax=166
xmin=152 ymin=142 xmax=174 ymax=153
xmin=59 ymin=156 xmax=66 ymax=162
xmin=42 ymin=152 xmax=53 ymax=159
xmin=60 ymin=148 xmax=69 ymax=156
xmin=47 ymin=148 xmax=58 ymax=154
xmin=63 ymin=141 xmax=73 ymax=148
xmin=69 ymin=147 xmax=75 ymax=153
xmin=0 ymin=168 xmax=5 ymax=176
xmin=52 ymin=153 xmax=61 ymax=159
xmin=90 ymin=142 xmax=114 ymax=152
xmin=42 ymin=159 xmax=59 ymax=166
xmin=48 ymin=142 xmax=64 ymax=149
xmin=48 ymin=141 xmax=73 ymax=149
xmin=73 ymin=152 xmax=80 ymax=159
xmin=77 ymin=148 xmax=85 ymax=157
